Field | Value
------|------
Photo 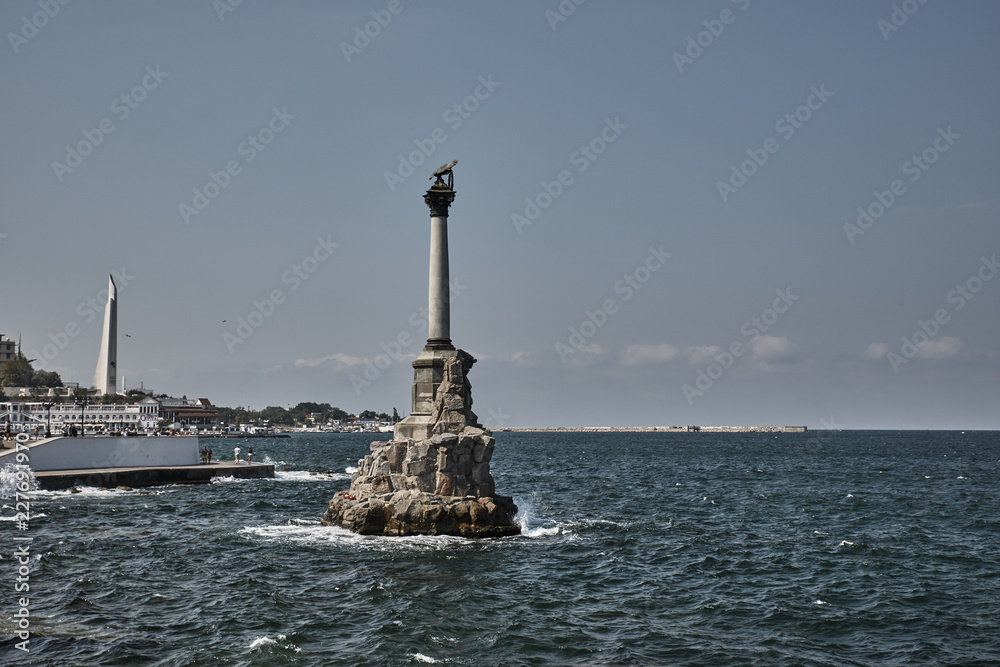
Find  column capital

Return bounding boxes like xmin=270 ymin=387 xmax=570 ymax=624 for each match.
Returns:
xmin=424 ymin=184 xmax=456 ymax=218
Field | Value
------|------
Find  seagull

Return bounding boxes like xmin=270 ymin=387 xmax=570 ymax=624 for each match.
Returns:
xmin=430 ymin=160 xmax=457 ymax=179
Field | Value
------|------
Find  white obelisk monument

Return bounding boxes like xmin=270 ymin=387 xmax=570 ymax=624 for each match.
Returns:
xmin=92 ymin=275 xmax=118 ymax=395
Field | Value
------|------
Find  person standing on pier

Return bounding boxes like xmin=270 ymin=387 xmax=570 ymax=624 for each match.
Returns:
xmin=234 ymin=445 xmax=241 ymax=463
xmin=247 ymin=446 xmax=253 ymax=464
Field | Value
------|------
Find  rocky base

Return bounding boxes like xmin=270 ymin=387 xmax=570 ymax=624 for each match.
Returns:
xmin=321 ymin=489 xmax=519 ymax=538
xmin=321 ymin=347 xmax=520 ymax=538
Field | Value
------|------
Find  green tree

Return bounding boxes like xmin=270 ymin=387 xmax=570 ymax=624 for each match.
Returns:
xmin=259 ymin=406 xmax=294 ymax=425
xmin=328 ymin=407 xmax=351 ymax=422
xmin=291 ymin=401 xmax=331 ymax=416
xmin=358 ymin=410 xmax=377 ymax=421
xmin=31 ymin=369 xmax=63 ymax=387
xmin=0 ymin=355 xmax=33 ymax=387
xmin=392 ymin=407 xmax=400 ymax=423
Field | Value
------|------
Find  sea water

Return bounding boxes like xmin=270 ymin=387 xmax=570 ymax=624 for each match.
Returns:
xmin=2 ymin=430 xmax=999 ymax=665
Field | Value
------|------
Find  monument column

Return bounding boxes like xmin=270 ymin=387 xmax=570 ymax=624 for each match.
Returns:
xmin=322 ymin=159 xmax=519 ymax=537
xmin=424 ymin=184 xmax=456 ymax=349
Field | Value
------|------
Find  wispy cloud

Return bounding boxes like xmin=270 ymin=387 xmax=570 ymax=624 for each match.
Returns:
xmin=294 ymin=352 xmax=366 ymax=369
xmin=917 ymin=335 xmax=963 ymax=360
xmin=865 ymin=342 xmax=889 ymax=359
xmin=622 ymin=343 xmax=678 ymax=366
xmin=751 ymin=335 xmax=799 ymax=365
xmin=563 ymin=344 xmax=607 ymax=368
xmin=686 ymin=345 xmax=721 ymax=365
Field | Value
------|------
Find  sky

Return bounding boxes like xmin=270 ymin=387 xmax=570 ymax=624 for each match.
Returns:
xmin=2 ymin=1 xmax=998 ymax=429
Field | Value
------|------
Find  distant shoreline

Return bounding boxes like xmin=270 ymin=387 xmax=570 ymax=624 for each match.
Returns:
xmin=496 ymin=426 xmax=808 ymax=433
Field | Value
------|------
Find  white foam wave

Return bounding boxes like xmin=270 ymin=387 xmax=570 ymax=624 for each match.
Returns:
xmin=273 ymin=470 xmax=349 ymax=482
xmin=25 ymin=486 xmax=173 ymax=498
xmin=412 ymin=654 xmax=439 ymax=663
xmin=211 ymin=475 xmax=249 ymax=484
xmin=513 ymin=497 xmax=563 ymax=538
xmin=522 ymin=525 xmax=560 ymax=538
xmin=345 ymin=466 xmax=358 ymax=474
xmin=248 ymin=633 xmax=300 ymax=653
xmin=1 ymin=462 xmax=39 ymax=498
xmin=249 ymin=636 xmax=275 ymax=649
xmin=38 ymin=487 xmax=132 ymax=498
xmin=240 ymin=522 xmax=472 ymax=550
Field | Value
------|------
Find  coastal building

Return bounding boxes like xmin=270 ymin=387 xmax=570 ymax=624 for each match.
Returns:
xmin=0 ymin=396 xmax=160 ymax=434
xmin=0 ymin=395 xmax=224 ymax=433
xmin=156 ymin=397 xmax=221 ymax=429
xmin=0 ymin=334 xmax=15 ymax=367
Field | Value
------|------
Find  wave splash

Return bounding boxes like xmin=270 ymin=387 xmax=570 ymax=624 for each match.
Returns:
xmin=1 ymin=462 xmax=38 ymax=498
xmin=513 ymin=496 xmax=562 ymax=538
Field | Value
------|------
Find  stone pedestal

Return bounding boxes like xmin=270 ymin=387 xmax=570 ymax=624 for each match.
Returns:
xmin=321 ymin=348 xmax=519 ymax=538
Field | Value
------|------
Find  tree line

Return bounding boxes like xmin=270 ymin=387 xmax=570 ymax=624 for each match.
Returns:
xmin=0 ymin=353 xmax=63 ymax=388
xmin=215 ymin=402 xmax=399 ymax=427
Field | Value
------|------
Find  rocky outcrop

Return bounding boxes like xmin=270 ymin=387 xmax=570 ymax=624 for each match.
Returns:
xmin=322 ymin=488 xmax=519 ymax=538
xmin=321 ymin=349 xmax=519 ymax=538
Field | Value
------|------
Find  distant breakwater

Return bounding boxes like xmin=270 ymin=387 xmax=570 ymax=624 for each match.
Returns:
xmin=499 ymin=425 xmax=808 ymax=433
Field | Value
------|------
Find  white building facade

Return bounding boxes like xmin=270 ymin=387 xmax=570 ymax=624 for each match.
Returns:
xmin=0 ymin=397 xmax=160 ymax=434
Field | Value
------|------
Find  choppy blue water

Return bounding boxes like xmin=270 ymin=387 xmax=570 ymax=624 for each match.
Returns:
xmin=3 ymin=430 xmax=1000 ymax=665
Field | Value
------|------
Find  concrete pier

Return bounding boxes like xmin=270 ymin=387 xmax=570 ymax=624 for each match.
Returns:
xmin=31 ymin=462 xmax=274 ymax=490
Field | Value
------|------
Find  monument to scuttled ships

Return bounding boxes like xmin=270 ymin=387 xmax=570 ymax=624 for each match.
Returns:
xmin=321 ymin=162 xmax=520 ymax=537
